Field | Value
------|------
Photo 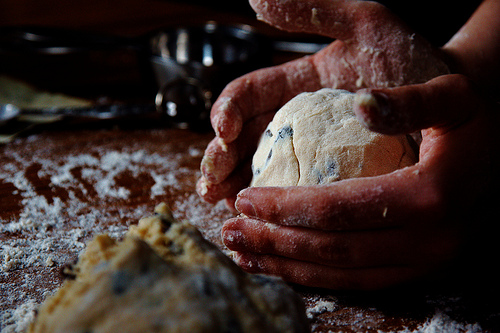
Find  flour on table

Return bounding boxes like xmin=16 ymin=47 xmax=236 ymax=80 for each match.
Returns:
xmin=411 ymin=311 xmax=483 ymax=333
xmin=0 ymin=136 xmax=222 ymax=332
xmin=0 ymin=149 xmax=187 ymax=273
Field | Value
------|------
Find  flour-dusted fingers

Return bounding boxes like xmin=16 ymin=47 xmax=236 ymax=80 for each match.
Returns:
xmin=233 ymin=252 xmax=419 ymax=290
xmin=201 ymin=111 xmax=275 ymax=185
xmin=234 ymin=167 xmax=428 ymax=231
xmin=201 ymin=0 xmax=452 ymax=206
xmin=228 ymin=74 xmax=499 ymax=290
xmin=200 ymin=137 xmax=239 ymax=185
xmin=249 ymin=0 xmax=396 ymax=40
xmin=353 ymin=74 xmax=498 ymax=198
xmin=211 ymin=0 xmax=429 ymax=143
xmin=222 ymin=217 xmax=458 ymax=268
xmin=357 ymin=74 xmax=500 ymax=210
xmin=197 ymin=159 xmax=253 ymax=204
xmin=210 ymin=57 xmax=323 ymax=143
xmin=353 ymin=74 xmax=481 ymax=135
xmin=234 ymin=75 xmax=497 ymax=230
xmin=251 ymin=0 xmax=448 ymax=91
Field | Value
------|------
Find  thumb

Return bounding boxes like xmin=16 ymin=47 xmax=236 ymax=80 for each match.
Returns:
xmin=249 ymin=0 xmax=407 ymax=41
xmin=353 ymin=74 xmax=481 ymax=135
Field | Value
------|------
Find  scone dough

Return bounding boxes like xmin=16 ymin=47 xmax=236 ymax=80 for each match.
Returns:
xmin=251 ymin=88 xmax=417 ymax=187
xmin=29 ymin=203 xmax=309 ymax=333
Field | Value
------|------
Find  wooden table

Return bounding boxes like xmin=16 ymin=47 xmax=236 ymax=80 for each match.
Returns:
xmin=1 ymin=124 xmax=499 ymax=332
xmin=1 ymin=1 xmax=500 ymax=331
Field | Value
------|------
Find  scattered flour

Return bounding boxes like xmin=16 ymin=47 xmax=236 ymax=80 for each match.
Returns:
xmin=0 ymin=137 xmax=223 ymax=332
xmin=306 ymin=295 xmax=338 ymax=319
xmin=407 ymin=311 xmax=483 ymax=333
xmin=0 ymin=133 xmax=491 ymax=333
xmin=0 ymin=148 xmax=192 ymax=273
xmin=1 ymin=299 xmax=38 ymax=333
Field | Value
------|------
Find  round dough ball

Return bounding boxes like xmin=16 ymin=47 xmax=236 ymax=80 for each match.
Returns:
xmin=251 ymin=88 xmax=417 ymax=187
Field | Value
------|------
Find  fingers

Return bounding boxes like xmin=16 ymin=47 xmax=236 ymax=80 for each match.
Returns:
xmin=249 ymin=0 xmax=405 ymax=41
xmin=233 ymin=252 xmax=417 ymax=290
xmin=251 ymin=0 xmax=448 ymax=90
xmin=201 ymin=111 xmax=275 ymax=185
xmin=200 ymin=137 xmax=239 ymax=184
xmin=353 ymin=74 xmax=480 ymax=135
xmin=197 ymin=159 xmax=253 ymax=204
xmin=231 ymin=75 xmax=489 ymax=231
xmin=198 ymin=111 xmax=276 ymax=203
xmin=250 ymin=0 xmax=356 ymax=40
xmin=223 ymin=217 xmax=413 ymax=268
xmin=202 ymin=57 xmax=323 ymax=202
xmin=234 ymin=166 xmax=439 ymax=230
xmin=225 ymin=213 xmax=460 ymax=290
xmin=211 ymin=57 xmax=322 ymax=143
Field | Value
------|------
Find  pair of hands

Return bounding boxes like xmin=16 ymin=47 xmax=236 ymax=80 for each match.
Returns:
xmin=197 ymin=0 xmax=500 ymax=290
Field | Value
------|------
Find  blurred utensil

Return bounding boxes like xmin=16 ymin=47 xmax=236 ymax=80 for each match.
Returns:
xmin=0 ymin=78 xmax=211 ymax=130
xmin=0 ymin=23 xmax=329 ymax=129
xmin=0 ymin=102 xmax=153 ymax=125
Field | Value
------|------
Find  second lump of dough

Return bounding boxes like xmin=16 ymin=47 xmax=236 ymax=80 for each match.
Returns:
xmin=251 ymin=88 xmax=417 ymax=187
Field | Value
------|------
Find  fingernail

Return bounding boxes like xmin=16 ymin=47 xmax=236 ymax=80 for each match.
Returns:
xmin=235 ymin=197 xmax=257 ymax=217
xmin=222 ymin=229 xmax=245 ymax=248
xmin=354 ymin=91 xmax=394 ymax=132
xmin=196 ymin=178 xmax=209 ymax=196
xmin=200 ymin=155 xmax=215 ymax=178
xmin=211 ymin=109 xmax=224 ymax=137
xmin=212 ymin=97 xmax=242 ymax=142
xmin=234 ymin=252 xmax=260 ymax=273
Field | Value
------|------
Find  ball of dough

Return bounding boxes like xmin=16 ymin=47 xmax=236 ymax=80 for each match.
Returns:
xmin=251 ymin=88 xmax=417 ymax=187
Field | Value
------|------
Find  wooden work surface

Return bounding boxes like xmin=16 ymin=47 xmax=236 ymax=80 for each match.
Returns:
xmin=1 ymin=125 xmax=499 ymax=332
xmin=1 ymin=0 xmax=500 ymax=331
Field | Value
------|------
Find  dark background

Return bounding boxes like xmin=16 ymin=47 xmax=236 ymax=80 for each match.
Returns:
xmin=0 ymin=0 xmax=480 ymax=43
xmin=0 ymin=0 xmax=481 ymax=103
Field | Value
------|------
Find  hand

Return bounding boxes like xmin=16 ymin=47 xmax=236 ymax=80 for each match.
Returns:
xmin=197 ymin=0 xmax=449 ymax=207
xmin=222 ymin=75 xmax=500 ymax=290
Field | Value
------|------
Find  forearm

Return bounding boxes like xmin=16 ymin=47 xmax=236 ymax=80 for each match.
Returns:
xmin=443 ymin=0 xmax=500 ymax=97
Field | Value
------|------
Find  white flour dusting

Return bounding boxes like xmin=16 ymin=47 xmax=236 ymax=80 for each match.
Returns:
xmin=0 ymin=131 xmax=492 ymax=333
xmin=0 ymin=135 xmax=230 ymax=332
xmin=1 ymin=148 xmax=192 ymax=272
xmin=306 ymin=294 xmax=338 ymax=319
xmin=1 ymin=299 xmax=38 ymax=333
xmin=411 ymin=311 xmax=483 ymax=333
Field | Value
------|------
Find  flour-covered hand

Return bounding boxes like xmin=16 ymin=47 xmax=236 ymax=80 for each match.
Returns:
xmin=222 ymin=75 xmax=500 ymax=290
xmin=197 ymin=0 xmax=449 ymax=206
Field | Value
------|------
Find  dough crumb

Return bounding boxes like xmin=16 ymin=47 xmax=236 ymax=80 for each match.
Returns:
xmin=311 ymin=8 xmax=321 ymax=26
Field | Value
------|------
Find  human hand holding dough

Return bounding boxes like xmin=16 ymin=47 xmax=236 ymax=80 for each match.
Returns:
xmin=223 ymin=75 xmax=500 ymax=290
xmin=197 ymin=0 xmax=449 ymax=205
xmin=200 ymin=0 xmax=500 ymax=290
